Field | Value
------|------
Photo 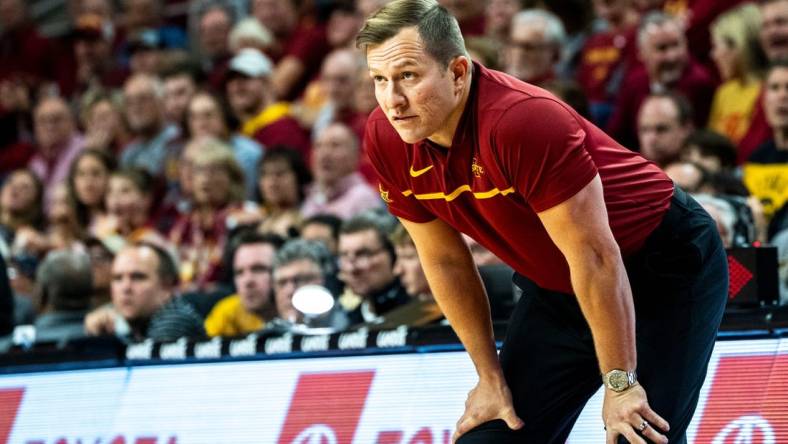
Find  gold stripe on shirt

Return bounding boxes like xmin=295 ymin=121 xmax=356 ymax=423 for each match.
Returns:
xmin=401 ymin=186 xmax=515 ymax=202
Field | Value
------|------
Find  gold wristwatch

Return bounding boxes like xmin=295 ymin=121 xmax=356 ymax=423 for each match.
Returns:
xmin=603 ymin=369 xmax=638 ymax=392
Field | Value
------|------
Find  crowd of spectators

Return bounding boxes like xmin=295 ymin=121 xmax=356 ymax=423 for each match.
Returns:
xmin=1 ymin=0 xmax=788 ymax=349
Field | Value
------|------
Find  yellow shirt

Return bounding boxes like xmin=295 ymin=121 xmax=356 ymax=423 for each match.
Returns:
xmin=204 ymin=294 xmax=265 ymax=338
xmin=241 ymin=102 xmax=292 ymax=138
xmin=708 ymin=79 xmax=761 ymax=144
xmin=743 ymin=163 xmax=788 ymax=219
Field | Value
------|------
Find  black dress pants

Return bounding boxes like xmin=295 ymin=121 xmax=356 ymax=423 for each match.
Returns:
xmin=457 ymin=187 xmax=729 ymax=443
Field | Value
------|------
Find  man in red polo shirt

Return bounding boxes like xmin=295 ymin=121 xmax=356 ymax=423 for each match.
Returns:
xmin=357 ymin=1 xmax=728 ymax=443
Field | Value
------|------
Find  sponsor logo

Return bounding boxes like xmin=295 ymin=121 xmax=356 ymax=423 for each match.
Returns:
xmin=409 ymin=164 xmax=434 ymax=178
xmin=229 ymin=333 xmax=258 ymax=357
xmin=695 ymin=355 xmax=787 ymax=443
xmin=301 ymin=335 xmax=330 ymax=353
xmin=265 ymin=334 xmax=294 ymax=355
xmin=193 ymin=336 xmax=222 ymax=359
xmin=0 ymin=388 xmax=25 ymax=443
xmin=125 ymin=339 xmax=154 ymax=360
xmin=376 ymin=326 xmax=408 ymax=348
xmin=291 ymin=424 xmax=338 ymax=444
xmin=159 ymin=337 xmax=188 ymax=360
xmin=277 ymin=371 xmax=375 ymax=444
xmin=712 ymin=415 xmax=775 ymax=444
xmin=338 ymin=328 xmax=369 ymax=350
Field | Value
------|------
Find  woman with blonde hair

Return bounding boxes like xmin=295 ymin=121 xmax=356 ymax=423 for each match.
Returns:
xmin=168 ymin=138 xmax=248 ymax=291
xmin=708 ymin=3 xmax=768 ymax=144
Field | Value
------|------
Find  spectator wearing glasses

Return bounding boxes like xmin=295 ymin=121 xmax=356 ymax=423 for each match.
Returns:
xmin=270 ymin=239 xmax=348 ymax=330
xmin=503 ymin=9 xmax=565 ymax=87
xmin=607 ymin=11 xmax=716 ymax=150
xmin=337 ymin=212 xmax=409 ymax=325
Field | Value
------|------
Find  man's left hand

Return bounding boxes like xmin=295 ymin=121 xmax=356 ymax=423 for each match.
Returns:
xmin=603 ymin=384 xmax=670 ymax=444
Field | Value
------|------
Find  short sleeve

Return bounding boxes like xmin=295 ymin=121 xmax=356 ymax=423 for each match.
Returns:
xmin=364 ymin=117 xmax=436 ymax=223
xmin=493 ymin=98 xmax=598 ymax=213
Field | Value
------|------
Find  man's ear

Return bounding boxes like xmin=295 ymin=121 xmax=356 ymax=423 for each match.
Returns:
xmin=449 ymin=56 xmax=471 ymax=90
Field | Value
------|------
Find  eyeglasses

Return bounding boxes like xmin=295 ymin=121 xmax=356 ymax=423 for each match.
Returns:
xmin=274 ymin=272 xmax=322 ymax=289
xmin=338 ymin=247 xmax=386 ymax=267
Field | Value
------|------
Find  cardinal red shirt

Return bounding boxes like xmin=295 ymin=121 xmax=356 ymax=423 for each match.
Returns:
xmin=365 ymin=62 xmax=674 ymax=294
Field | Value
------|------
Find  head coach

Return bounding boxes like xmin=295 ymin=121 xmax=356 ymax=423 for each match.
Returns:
xmin=356 ymin=1 xmax=728 ymax=443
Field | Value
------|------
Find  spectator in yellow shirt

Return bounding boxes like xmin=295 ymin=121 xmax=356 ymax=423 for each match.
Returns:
xmin=708 ymin=4 xmax=766 ymax=143
xmin=204 ymin=231 xmax=284 ymax=337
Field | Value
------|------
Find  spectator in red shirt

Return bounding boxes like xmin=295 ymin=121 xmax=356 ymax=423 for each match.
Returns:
xmin=502 ymin=9 xmax=565 ymax=87
xmin=252 ymin=0 xmax=331 ymax=100
xmin=736 ymin=0 xmax=788 ymax=163
xmin=576 ymin=0 xmax=639 ymax=126
xmin=58 ymin=13 xmax=129 ymax=101
xmin=0 ymin=0 xmax=53 ymax=85
xmin=225 ymin=48 xmax=311 ymax=160
xmin=193 ymin=4 xmax=233 ymax=88
xmin=607 ymin=11 xmax=716 ymax=150
xmin=438 ymin=0 xmax=486 ymax=37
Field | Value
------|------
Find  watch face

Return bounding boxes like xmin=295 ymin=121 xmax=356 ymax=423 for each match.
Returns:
xmin=609 ymin=371 xmax=629 ymax=391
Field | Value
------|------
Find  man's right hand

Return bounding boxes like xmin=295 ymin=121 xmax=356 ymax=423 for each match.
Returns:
xmin=84 ymin=306 xmax=117 ymax=336
xmin=452 ymin=375 xmax=524 ymax=443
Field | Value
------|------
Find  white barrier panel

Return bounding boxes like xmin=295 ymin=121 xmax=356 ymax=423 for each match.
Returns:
xmin=0 ymin=338 xmax=786 ymax=443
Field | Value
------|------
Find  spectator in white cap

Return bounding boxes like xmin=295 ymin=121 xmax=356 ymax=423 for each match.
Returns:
xmin=225 ymin=48 xmax=311 ymax=160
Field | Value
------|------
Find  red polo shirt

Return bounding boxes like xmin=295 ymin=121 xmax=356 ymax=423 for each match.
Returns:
xmin=365 ymin=63 xmax=674 ymax=294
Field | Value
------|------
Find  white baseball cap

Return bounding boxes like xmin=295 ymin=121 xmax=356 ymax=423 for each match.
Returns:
xmin=228 ymin=48 xmax=274 ymax=78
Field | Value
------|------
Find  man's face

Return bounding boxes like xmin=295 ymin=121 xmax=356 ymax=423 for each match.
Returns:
xmin=639 ymin=21 xmax=688 ymax=85
xmin=312 ymin=124 xmax=357 ymax=186
xmin=234 ymin=243 xmax=276 ymax=314
xmin=226 ymin=75 xmax=267 ymax=119
xmin=199 ymin=8 xmax=231 ymax=58
xmin=637 ymin=96 xmax=690 ymax=166
xmin=273 ymin=259 xmax=324 ymax=322
xmin=163 ymin=74 xmax=196 ymax=126
xmin=300 ymin=223 xmax=337 ymax=255
xmin=34 ymin=98 xmax=74 ymax=153
xmin=338 ymin=229 xmax=396 ymax=297
xmin=505 ymin=19 xmax=557 ymax=83
xmin=123 ymin=77 xmax=162 ymax=134
xmin=761 ymin=1 xmax=788 ymax=62
xmin=765 ymin=67 xmax=788 ymax=131
xmin=124 ymin=0 xmax=158 ymax=30
xmin=366 ymin=26 xmax=465 ymax=144
xmin=75 ymin=38 xmax=111 ymax=68
xmin=111 ymin=246 xmax=171 ymax=322
xmin=393 ymin=243 xmax=429 ymax=296
xmin=252 ymin=0 xmax=296 ymax=37
xmin=106 ymin=175 xmax=149 ymax=228
xmin=593 ymin=0 xmax=629 ymax=26
xmin=188 ymin=94 xmax=226 ymax=139
xmin=321 ymin=52 xmax=358 ymax=109
xmin=0 ymin=171 xmax=37 ymax=213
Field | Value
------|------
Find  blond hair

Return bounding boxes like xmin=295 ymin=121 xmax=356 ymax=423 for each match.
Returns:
xmin=188 ymin=137 xmax=246 ymax=204
xmin=711 ymin=3 xmax=766 ymax=80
